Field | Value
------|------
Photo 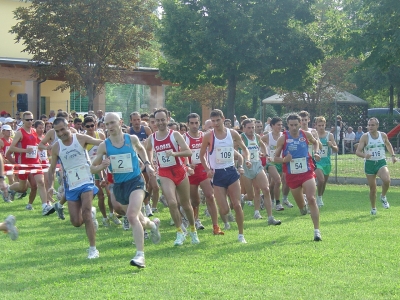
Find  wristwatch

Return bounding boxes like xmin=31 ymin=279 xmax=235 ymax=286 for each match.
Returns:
xmin=144 ymin=161 xmax=151 ymax=165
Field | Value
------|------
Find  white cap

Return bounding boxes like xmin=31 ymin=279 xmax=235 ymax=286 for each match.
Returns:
xmin=4 ymin=117 xmax=14 ymax=123
xmin=0 ymin=117 xmax=5 ymax=123
xmin=1 ymin=124 xmax=12 ymax=131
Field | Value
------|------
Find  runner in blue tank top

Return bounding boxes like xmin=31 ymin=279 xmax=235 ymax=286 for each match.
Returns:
xmin=91 ymin=113 xmax=161 ymax=268
xmin=273 ymin=113 xmax=322 ymax=241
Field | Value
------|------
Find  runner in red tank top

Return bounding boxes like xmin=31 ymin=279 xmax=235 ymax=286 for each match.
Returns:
xmin=0 ymin=125 xmax=13 ymax=201
xmin=146 ymin=108 xmax=200 ymax=246
xmin=184 ymin=113 xmax=224 ymax=235
xmin=7 ymin=111 xmax=55 ymax=216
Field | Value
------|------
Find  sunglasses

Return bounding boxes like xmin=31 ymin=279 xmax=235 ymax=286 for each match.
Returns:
xmin=69 ymin=120 xmax=73 ymax=123
xmin=24 ymin=119 xmax=34 ymax=121
xmin=85 ymin=124 xmax=95 ymax=128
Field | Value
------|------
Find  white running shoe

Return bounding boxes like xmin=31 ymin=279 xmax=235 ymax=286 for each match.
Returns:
xmin=254 ymin=211 xmax=262 ymax=219
xmin=381 ymin=195 xmax=390 ymax=209
xmin=314 ymin=231 xmax=322 ymax=242
xmin=238 ymin=235 xmax=247 ymax=244
xmin=195 ymin=219 xmax=205 ymax=230
xmin=224 ymin=222 xmax=231 ymax=230
xmin=283 ymin=199 xmax=294 ymax=208
xmin=87 ymin=248 xmax=99 ymax=259
xmin=190 ymin=231 xmax=200 ymax=244
xmin=91 ymin=207 xmax=99 ymax=232
xmin=130 ymin=254 xmax=145 ymax=268
xmin=275 ymin=204 xmax=284 ymax=211
xmin=174 ymin=231 xmax=186 ymax=246
xmin=54 ymin=202 xmax=65 ymax=220
xmin=268 ymin=216 xmax=282 ymax=226
xmin=145 ymin=204 xmax=153 ymax=217
xmin=317 ymin=196 xmax=324 ymax=208
xmin=42 ymin=204 xmax=55 ymax=216
xmin=109 ymin=213 xmax=122 ymax=225
xmin=123 ymin=216 xmax=130 ymax=230
xmin=26 ymin=204 xmax=34 ymax=210
xmin=150 ymin=218 xmax=161 ymax=244
xmin=5 ymin=215 xmax=18 ymax=240
xmin=371 ymin=208 xmax=377 ymax=215
xmin=102 ymin=218 xmax=110 ymax=227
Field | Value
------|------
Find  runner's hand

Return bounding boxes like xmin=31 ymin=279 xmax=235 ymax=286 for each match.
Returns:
xmin=314 ymin=153 xmax=321 ymax=162
xmin=284 ymin=152 xmax=292 ymax=163
xmin=100 ymin=158 xmax=110 ymax=170
xmin=26 ymin=147 xmax=34 ymax=154
xmin=365 ymin=153 xmax=371 ymax=159
xmin=146 ymin=165 xmax=156 ymax=177
xmin=165 ymin=150 xmax=174 ymax=157
xmin=187 ymin=167 xmax=194 ymax=176
xmin=245 ymin=160 xmax=252 ymax=169
xmin=392 ymin=156 xmax=397 ymax=164
xmin=206 ymin=169 xmax=214 ymax=178
xmin=48 ymin=187 xmax=55 ymax=195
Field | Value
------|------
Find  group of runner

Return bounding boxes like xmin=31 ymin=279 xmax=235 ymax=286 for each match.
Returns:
xmin=0 ymin=107 xmax=397 ymax=269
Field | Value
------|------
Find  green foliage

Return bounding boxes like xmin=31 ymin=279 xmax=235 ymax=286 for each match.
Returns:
xmin=158 ymin=0 xmax=323 ymax=122
xmin=10 ymin=0 xmax=157 ymax=110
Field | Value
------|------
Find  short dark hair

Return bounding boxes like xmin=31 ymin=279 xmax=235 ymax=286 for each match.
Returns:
xmin=34 ymin=120 xmax=45 ymax=128
xmin=270 ymin=117 xmax=282 ymax=126
xmin=299 ymin=111 xmax=309 ymax=118
xmin=179 ymin=123 xmax=188 ymax=131
xmin=53 ymin=117 xmax=68 ymax=126
xmin=187 ymin=113 xmax=200 ymax=123
xmin=40 ymin=114 xmax=47 ymax=120
xmin=74 ymin=117 xmax=82 ymax=124
xmin=141 ymin=113 xmax=149 ymax=119
xmin=242 ymin=119 xmax=254 ymax=128
xmin=286 ymin=114 xmax=301 ymax=123
xmin=56 ymin=111 xmax=68 ymax=118
xmin=83 ymin=116 xmax=95 ymax=125
xmin=210 ymin=109 xmax=224 ymax=118
xmin=154 ymin=108 xmax=169 ymax=118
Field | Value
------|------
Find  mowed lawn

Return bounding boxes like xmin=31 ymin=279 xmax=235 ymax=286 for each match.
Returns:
xmin=1 ymin=184 xmax=400 ymax=299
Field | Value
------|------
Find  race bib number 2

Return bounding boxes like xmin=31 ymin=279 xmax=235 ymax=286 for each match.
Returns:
xmin=110 ymin=153 xmax=133 ymax=173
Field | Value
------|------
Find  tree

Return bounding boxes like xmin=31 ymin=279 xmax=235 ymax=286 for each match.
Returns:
xmin=158 ymin=0 xmax=323 ymax=121
xmin=10 ymin=0 xmax=157 ymax=110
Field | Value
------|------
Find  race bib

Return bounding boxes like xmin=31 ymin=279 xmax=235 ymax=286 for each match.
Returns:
xmin=368 ymin=149 xmax=384 ymax=160
xmin=110 ymin=153 xmax=133 ymax=173
xmin=216 ymin=147 xmax=234 ymax=164
xmin=191 ymin=149 xmax=201 ymax=165
xmin=39 ymin=149 xmax=48 ymax=161
xmin=26 ymin=146 xmax=38 ymax=159
xmin=66 ymin=165 xmax=91 ymax=189
xmin=320 ymin=146 xmax=328 ymax=158
xmin=157 ymin=151 xmax=176 ymax=167
xmin=249 ymin=149 xmax=260 ymax=162
xmin=289 ymin=157 xmax=308 ymax=174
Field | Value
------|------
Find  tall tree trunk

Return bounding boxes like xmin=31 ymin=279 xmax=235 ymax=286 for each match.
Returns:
xmin=389 ymin=84 xmax=394 ymax=114
xmin=226 ymin=74 xmax=237 ymax=122
xmin=86 ymin=82 xmax=95 ymax=111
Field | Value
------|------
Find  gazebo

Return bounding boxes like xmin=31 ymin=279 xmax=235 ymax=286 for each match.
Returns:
xmin=262 ymin=91 xmax=369 ymax=128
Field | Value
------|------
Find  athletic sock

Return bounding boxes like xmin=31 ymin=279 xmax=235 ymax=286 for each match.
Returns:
xmin=42 ymin=203 xmax=47 ymax=209
xmin=136 ymin=251 xmax=144 ymax=257
xmin=190 ymin=225 xmax=196 ymax=232
xmin=314 ymin=229 xmax=320 ymax=235
xmin=282 ymin=195 xmax=288 ymax=201
xmin=176 ymin=227 xmax=183 ymax=233
xmin=275 ymin=200 xmax=281 ymax=205
xmin=89 ymin=246 xmax=96 ymax=251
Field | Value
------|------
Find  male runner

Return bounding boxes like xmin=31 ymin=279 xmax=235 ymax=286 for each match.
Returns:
xmin=200 ymin=109 xmax=252 ymax=243
xmin=239 ymin=119 xmax=281 ymax=224
xmin=315 ymin=117 xmax=338 ymax=207
xmin=146 ymin=108 xmax=200 ymax=246
xmin=91 ymin=113 xmax=160 ymax=268
xmin=274 ymin=114 xmax=322 ymax=241
xmin=184 ymin=113 xmax=224 ymax=234
xmin=355 ymin=117 xmax=397 ymax=215
xmin=48 ymin=117 xmax=103 ymax=259
xmin=0 ymin=124 xmax=14 ymax=200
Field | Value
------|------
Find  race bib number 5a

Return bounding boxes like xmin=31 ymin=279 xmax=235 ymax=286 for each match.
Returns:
xmin=110 ymin=153 xmax=133 ymax=173
xmin=289 ymin=157 xmax=308 ymax=174
xmin=216 ymin=147 xmax=234 ymax=164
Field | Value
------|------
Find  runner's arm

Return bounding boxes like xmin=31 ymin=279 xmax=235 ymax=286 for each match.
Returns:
xmin=79 ymin=133 xmax=103 ymax=147
xmin=131 ymin=135 xmax=153 ymax=167
xmin=231 ymin=130 xmax=250 ymax=163
xmin=90 ymin=142 xmax=109 ymax=174
xmin=47 ymin=142 xmax=59 ymax=190
xmin=355 ymin=134 xmax=368 ymax=158
xmin=382 ymin=132 xmax=397 ymax=163
xmin=328 ymin=133 xmax=338 ymax=153
xmin=200 ymin=132 xmax=211 ymax=173
xmin=38 ymin=129 xmax=54 ymax=150
xmin=7 ymin=131 xmax=29 ymax=154
xmin=145 ymin=134 xmax=154 ymax=167
xmin=171 ymin=131 xmax=192 ymax=157
xmin=273 ymin=135 xmax=286 ymax=163
xmin=257 ymin=134 xmax=268 ymax=156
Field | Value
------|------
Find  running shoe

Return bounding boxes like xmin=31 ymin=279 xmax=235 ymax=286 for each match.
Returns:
xmin=371 ymin=208 xmax=377 ymax=215
xmin=204 ymin=208 xmax=211 ymax=217
xmin=317 ymin=196 xmax=324 ymax=208
xmin=54 ymin=202 xmax=65 ymax=220
xmin=144 ymin=230 xmax=149 ymax=239
xmin=151 ymin=208 xmax=158 ymax=214
xmin=145 ymin=204 xmax=153 ymax=217
xmin=227 ymin=212 xmax=235 ymax=222
xmin=26 ymin=203 xmax=34 ymax=210
xmin=240 ymin=194 xmax=245 ymax=208
xmin=42 ymin=204 xmax=55 ymax=216
xmin=159 ymin=195 xmax=168 ymax=207
xmin=123 ymin=216 xmax=130 ymax=230
xmin=190 ymin=231 xmax=200 ymax=244
xmin=260 ymin=194 xmax=265 ymax=210
xmin=91 ymin=207 xmax=99 ymax=232
xmin=314 ymin=231 xmax=322 ymax=242
xmin=16 ymin=192 xmax=27 ymax=199
xmin=174 ymin=231 xmax=186 ymax=246
xmin=213 ymin=226 xmax=224 ymax=235
xmin=381 ymin=195 xmax=390 ymax=209
xmin=102 ymin=217 xmax=110 ymax=227
xmin=246 ymin=201 xmax=254 ymax=206
xmin=150 ymin=218 xmax=161 ymax=244
xmin=268 ymin=217 xmax=282 ymax=226
xmin=1 ymin=190 xmax=10 ymax=203
xmin=130 ymin=254 xmax=145 ymax=268
xmin=7 ymin=186 xmax=16 ymax=201
xmin=5 ymin=215 xmax=18 ymax=240
xmin=300 ymin=205 xmax=308 ymax=216
xmin=181 ymin=223 xmax=188 ymax=236
xmin=169 ymin=218 xmax=175 ymax=226
xmin=275 ymin=204 xmax=284 ymax=211
xmin=254 ymin=211 xmax=263 ymax=219
xmin=283 ymin=199 xmax=294 ymax=208
xmin=195 ymin=219 xmax=205 ymax=230
xmin=238 ymin=235 xmax=247 ymax=244
xmin=224 ymin=222 xmax=231 ymax=230
xmin=109 ymin=213 xmax=122 ymax=225
xmin=87 ymin=248 xmax=99 ymax=259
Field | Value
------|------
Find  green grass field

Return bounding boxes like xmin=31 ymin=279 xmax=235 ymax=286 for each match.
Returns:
xmin=1 ymin=184 xmax=400 ymax=299
xmin=333 ymin=153 xmax=400 ymax=178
